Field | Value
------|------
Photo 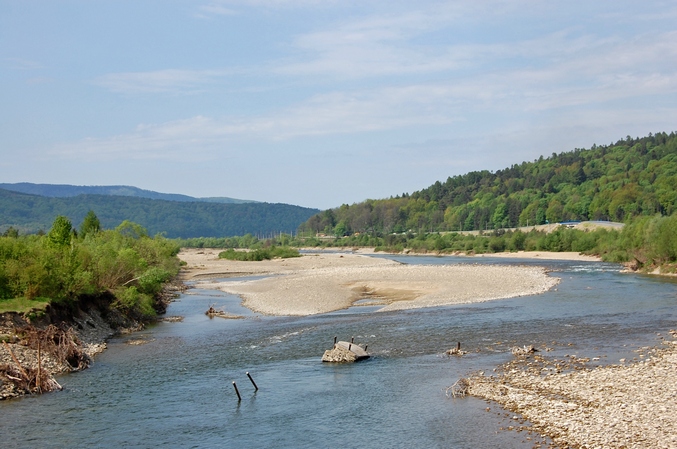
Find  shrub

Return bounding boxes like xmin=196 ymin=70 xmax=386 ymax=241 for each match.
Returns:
xmin=113 ymin=286 xmax=156 ymax=318
xmin=218 ymin=247 xmax=300 ymax=261
xmin=137 ymin=267 xmax=172 ymax=295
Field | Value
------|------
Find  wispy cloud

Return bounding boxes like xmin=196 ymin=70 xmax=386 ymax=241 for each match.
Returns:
xmin=4 ymin=57 xmax=44 ymax=70
xmin=55 ymin=3 xmax=677 ymax=173
xmin=195 ymin=2 xmax=237 ymax=18
xmin=57 ymin=22 xmax=677 ymax=162
xmin=92 ymin=69 xmax=232 ymax=94
xmin=51 ymin=81 xmax=464 ymax=161
xmin=51 ymin=116 xmax=227 ymax=161
xmin=274 ymin=6 xmax=476 ymax=78
xmin=195 ymin=0 xmax=343 ymax=18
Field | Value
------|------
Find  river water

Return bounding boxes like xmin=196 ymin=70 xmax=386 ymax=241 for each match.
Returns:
xmin=2 ymin=255 xmax=676 ymax=448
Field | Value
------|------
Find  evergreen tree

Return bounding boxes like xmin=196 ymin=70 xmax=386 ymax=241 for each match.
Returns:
xmin=46 ymin=215 xmax=73 ymax=247
xmin=80 ymin=210 xmax=102 ymax=238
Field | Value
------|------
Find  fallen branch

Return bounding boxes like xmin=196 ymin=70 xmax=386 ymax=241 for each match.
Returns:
xmin=3 ymin=341 xmax=29 ymax=379
xmin=446 ymin=377 xmax=470 ymax=398
xmin=511 ymin=345 xmax=538 ymax=356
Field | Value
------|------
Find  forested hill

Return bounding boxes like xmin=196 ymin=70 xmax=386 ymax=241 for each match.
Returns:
xmin=0 ymin=183 xmax=254 ymax=204
xmin=0 ymin=190 xmax=319 ymax=238
xmin=301 ymin=132 xmax=677 ymax=236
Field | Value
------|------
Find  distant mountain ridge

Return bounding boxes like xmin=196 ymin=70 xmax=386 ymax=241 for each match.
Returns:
xmin=0 ymin=188 xmax=319 ymax=238
xmin=0 ymin=183 xmax=255 ymax=204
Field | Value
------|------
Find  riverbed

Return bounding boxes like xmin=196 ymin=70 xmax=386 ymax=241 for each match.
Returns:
xmin=1 ymin=255 xmax=675 ymax=448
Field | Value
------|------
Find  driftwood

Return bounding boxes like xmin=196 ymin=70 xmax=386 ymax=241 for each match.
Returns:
xmin=446 ymin=377 xmax=470 ymax=398
xmin=1 ymin=325 xmax=89 ymax=396
xmin=20 ymin=325 xmax=90 ymax=370
xmin=2 ymin=341 xmax=62 ymax=395
xmin=205 ymin=305 xmax=243 ymax=320
xmin=445 ymin=342 xmax=467 ymax=356
xmin=511 ymin=345 xmax=538 ymax=356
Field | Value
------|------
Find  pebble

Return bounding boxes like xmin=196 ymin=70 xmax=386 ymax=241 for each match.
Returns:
xmin=465 ymin=336 xmax=677 ymax=448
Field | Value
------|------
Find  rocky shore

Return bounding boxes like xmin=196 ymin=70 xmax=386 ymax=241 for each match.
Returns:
xmin=0 ymin=308 xmax=114 ymax=400
xmin=463 ymin=331 xmax=677 ymax=449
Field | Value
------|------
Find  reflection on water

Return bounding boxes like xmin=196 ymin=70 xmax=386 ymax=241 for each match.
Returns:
xmin=1 ymin=255 xmax=676 ymax=448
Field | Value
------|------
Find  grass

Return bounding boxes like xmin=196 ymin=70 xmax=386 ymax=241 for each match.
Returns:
xmin=0 ymin=297 xmax=51 ymax=314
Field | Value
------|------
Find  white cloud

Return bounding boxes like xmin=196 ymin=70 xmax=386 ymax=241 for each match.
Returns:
xmin=52 ymin=2 xmax=677 ymax=179
xmin=274 ymin=6 xmax=476 ymax=78
xmin=57 ymin=22 xmax=677 ymax=162
xmin=195 ymin=0 xmax=346 ymax=18
xmin=93 ymin=69 xmax=231 ymax=94
xmin=50 ymin=84 xmax=462 ymax=160
xmin=197 ymin=2 xmax=237 ymax=17
xmin=4 ymin=57 xmax=45 ymax=70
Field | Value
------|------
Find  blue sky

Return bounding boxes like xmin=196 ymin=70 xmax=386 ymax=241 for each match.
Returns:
xmin=2 ymin=1 xmax=676 ymax=209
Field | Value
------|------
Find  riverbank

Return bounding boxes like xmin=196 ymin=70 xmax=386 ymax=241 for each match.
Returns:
xmin=0 ymin=308 xmax=116 ymax=400
xmin=180 ymin=249 xmax=560 ymax=316
xmin=302 ymin=247 xmax=603 ymax=262
xmin=464 ymin=331 xmax=677 ymax=448
xmin=0 ymin=282 xmax=184 ymax=400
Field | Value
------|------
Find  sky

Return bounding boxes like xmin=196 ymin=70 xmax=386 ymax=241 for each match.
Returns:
xmin=1 ymin=1 xmax=676 ymax=210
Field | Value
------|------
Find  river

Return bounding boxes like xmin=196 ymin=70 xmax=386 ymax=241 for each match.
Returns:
xmin=1 ymin=255 xmax=676 ymax=448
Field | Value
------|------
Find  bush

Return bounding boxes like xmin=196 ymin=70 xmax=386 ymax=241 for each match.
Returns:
xmin=218 ymin=246 xmax=300 ymax=261
xmin=488 ymin=237 xmax=506 ymax=252
xmin=113 ymin=286 xmax=156 ymax=318
xmin=0 ymin=218 xmax=180 ymax=314
xmin=138 ymin=267 xmax=172 ymax=295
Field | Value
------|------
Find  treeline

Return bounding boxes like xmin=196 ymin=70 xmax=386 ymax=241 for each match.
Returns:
xmin=0 ymin=189 xmax=319 ymax=238
xmin=176 ymin=213 xmax=677 ymax=272
xmin=0 ymin=214 xmax=181 ymax=318
xmin=373 ymin=215 xmax=676 ymax=268
xmin=300 ymin=132 xmax=677 ymax=236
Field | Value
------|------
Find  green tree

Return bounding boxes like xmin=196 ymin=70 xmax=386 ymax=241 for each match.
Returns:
xmin=115 ymin=220 xmax=148 ymax=239
xmin=334 ymin=220 xmax=348 ymax=237
xmin=2 ymin=227 xmax=19 ymax=238
xmin=492 ymin=202 xmax=508 ymax=229
xmin=46 ymin=216 xmax=73 ymax=248
xmin=80 ymin=210 xmax=102 ymax=238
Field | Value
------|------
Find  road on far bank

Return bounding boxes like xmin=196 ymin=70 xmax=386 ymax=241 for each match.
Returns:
xmin=442 ymin=220 xmax=624 ymax=236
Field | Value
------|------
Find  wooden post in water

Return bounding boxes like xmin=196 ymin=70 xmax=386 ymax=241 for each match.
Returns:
xmin=334 ymin=336 xmax=337 ymax=345
xmin=351 ymin=336 xmax=354 ymax=343
xmin=232 ymin=381 xmax=242 ymax=402
xmin=364 ymin=344 xmax=368 ymax=352
xmin=457 ymin=342 xmax=461 ymax=351
xmin=246 ymin=372 xmax=259 ymax=391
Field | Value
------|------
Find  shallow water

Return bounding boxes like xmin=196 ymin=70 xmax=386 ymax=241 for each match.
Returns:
xmin=2 ymin=255 xmax=676 ymax=448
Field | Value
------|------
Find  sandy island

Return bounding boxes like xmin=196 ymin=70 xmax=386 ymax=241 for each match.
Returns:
xmin=178 ymin=249 xmax=567 ymax=316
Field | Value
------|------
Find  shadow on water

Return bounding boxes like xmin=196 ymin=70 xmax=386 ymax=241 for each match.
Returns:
xmin=1 ymin=255 xmax=676 ymax=448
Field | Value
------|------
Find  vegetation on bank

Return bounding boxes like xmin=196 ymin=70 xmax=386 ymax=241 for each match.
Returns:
xmin=0 ymin=213 xmax=181 ymax=318
xmin=181 ymin=215 xmax=677 ymax=273
xmin=218 ymin=246 xmax=300 ymax=261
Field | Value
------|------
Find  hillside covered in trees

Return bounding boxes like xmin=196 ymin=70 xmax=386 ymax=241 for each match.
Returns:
xmin=300 ymin=132 xmax=677 ymax=236
xmin=0 ymin=190 xmax=318 ymax=238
